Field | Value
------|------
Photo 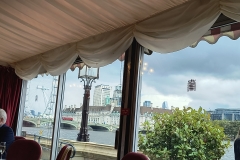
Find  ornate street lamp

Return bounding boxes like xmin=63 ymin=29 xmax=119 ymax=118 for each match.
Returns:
xmin=77 ymin=65 xmax=99 ymax=142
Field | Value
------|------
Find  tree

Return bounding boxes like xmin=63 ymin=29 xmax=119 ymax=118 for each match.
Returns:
xmin=213 ymin=120 xmax=240 ymax=140
xmin=138 ymin=107 xmax=230 ymax=160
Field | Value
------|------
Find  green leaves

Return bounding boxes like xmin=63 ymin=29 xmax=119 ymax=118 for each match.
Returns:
xmin=138 ymin=107 xmax=230 ymax=160
xmin=213 ymin=120 xmax=240 ymax=140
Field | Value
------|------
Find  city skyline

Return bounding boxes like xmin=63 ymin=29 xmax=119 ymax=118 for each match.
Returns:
xmin=93 ymin=84 xmax=112 ymax=106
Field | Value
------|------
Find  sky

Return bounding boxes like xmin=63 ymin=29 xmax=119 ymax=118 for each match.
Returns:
xmin=26 ymin=36 xmax=240 ymax=114
xmin=141 ymin=37 xmax=240 ymax=110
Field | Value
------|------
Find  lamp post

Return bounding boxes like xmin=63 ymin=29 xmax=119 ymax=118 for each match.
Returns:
xmin=77 ymin=65 xmax=99 ymax=142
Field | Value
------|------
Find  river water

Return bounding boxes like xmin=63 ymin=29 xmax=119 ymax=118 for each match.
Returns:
xmin=22 ymin=127 xmax=234 ymax=159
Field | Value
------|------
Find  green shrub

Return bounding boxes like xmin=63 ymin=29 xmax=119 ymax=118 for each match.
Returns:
xmin=212 ymin=120 xmax=240 ymax=140
xmin=138 ymin=107 xmax=230 ymax=160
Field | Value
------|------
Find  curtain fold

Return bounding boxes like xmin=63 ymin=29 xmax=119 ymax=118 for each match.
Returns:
xmin=14 ymin=43 xmax=78 ymax=80
xmin=11 ymin=0 xmax=240 ymax=80
xmin=134 ymin=0 xmax=220 ymax=53
xmin=0 ymin=66 xmax=22 ymax=131
xmin=76 ymin=26 xmax=134 ymax=68
xmin=220 ymin=0 xmax=240 ymax=22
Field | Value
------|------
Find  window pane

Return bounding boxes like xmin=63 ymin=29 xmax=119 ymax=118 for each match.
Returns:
xmin=59 ymin=60 xmax=123 ymax=159
xmin=21 ymin=75 xmax=59 ymax=160
xmin=138 ymin=37 xmax=240 ymax=160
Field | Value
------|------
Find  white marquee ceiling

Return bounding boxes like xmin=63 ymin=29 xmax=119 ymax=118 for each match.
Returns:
xmin=0 ymin=0 xmax=239 ymax=80
xmin=0 ymin=0 xmax=188 ymax=64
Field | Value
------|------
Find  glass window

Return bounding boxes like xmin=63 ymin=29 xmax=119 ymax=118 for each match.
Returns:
xmin=21 ymin=75 xmax=59 ymax=160
xmin=59 ymin=59 xmax=123 ymax=159
xmin=137 ymin=37 xmax=240 ymax=160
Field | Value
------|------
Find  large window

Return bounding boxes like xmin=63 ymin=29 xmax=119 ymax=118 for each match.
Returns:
xmin=18 ymin=58 xmax=124 ymax=159
xmin=137 ymin=37 xmax=240 ymax=160
xmin=19 ymin=60 xmax=124 ymax=159
xmin=17 ymin=37 xmax=240 ymax=160
xmin=21 ymin=75 xmax=59 ymax=160
xmin=59 ymin=59 xmax=124 ymax=159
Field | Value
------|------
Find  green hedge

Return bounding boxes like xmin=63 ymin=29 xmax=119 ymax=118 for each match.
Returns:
xmin=138 ymin=107 xmax=230 ymax=160
xmin=212 ymin=120 xmax=240 ymax=140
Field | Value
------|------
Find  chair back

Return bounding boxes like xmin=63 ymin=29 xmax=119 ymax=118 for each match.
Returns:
xmin=122 ymin=152 xmax=149 ymax=160
xmin=56 ymin=145 xmax=72 ymax=160
xmin=14 ymin=136 xmax=26 ymax=141
xmin=6 ymin=139 xmax=42 ymax=160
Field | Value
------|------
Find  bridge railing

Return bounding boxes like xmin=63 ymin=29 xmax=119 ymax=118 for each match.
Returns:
xmin=33 ymin=134 xmax=76 ymax=158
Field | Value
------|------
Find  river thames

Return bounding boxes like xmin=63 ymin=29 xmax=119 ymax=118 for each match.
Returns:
xmin=23 ymin=127 xmax=234 ymax=160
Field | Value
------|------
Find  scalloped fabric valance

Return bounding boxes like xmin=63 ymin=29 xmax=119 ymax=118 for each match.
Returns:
xmin=191 ymin=22 xmax=240 ymax=47
xmin=0 ymin=0 xmax=240 ymax=80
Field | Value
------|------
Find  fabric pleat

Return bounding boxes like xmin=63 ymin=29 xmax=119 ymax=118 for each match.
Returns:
xmin=0 ymin=0 xmax=239 ymax=80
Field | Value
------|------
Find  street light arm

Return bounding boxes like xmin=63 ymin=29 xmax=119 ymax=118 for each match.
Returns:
xmin=80 ymin=77 xmax=97 ymax=90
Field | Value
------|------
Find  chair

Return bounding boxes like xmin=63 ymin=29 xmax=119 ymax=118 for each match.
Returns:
xmin=14 ymin=136 xmax=26 ymax=141
xmin=122 ymin=152 xmax=149 ymax=160
xmin=6 ymin=139 xmax=42 ymax=160
xmin=56 ymin=145 xmax=72 ymax=160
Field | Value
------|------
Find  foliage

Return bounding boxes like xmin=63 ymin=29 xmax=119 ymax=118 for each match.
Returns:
xmin=212 ymin=120 xmax=240 ymax=140
xmin=138 ymin=107 xmax=230 ymax=160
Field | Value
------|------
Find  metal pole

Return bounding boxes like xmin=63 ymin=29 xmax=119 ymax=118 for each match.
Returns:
xmin=16 ymin=80 xmax=28 ymax=136
xmin=50 ymin=74 xmax=66 ymax=160
xmin=77 ymin=85 xmax=91 ymax=142
xmin=117 ymin=39 xmax=144 ymax=160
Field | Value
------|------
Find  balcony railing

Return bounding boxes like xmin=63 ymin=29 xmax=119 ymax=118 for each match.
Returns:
xmin=25 ymin=134 xmax=117 ymax=160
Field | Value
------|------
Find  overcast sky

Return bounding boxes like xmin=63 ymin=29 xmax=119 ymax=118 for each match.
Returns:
xmin=27 ymin=36 xmax=240 ymax=114
xmin=142 ymin=36 xmax=240 ymax=110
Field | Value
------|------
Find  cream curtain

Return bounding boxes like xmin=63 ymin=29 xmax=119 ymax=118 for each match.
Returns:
xmin=220 ymin=0 xmax=240 ymax=22
xmin=13 ymin=0 xmax=240 ymax=80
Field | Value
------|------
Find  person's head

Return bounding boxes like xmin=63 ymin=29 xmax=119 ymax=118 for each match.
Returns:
xmin=0 ymin=109 xmax=7 ymax=126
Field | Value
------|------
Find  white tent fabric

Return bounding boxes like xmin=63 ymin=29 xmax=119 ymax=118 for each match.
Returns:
xmin=0 ymin=0 xmax=240 ymax=80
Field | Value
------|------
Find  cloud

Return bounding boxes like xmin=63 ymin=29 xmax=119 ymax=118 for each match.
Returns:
xmin=141 ymin=82 xmax=191 ymax=109
xmin=142 ymin=75 xmax=240 ymax=110
xmin=141 ymin=37 xmax=240 ymax=110
xmin=145 ymin=37 xmax=240 ymax=80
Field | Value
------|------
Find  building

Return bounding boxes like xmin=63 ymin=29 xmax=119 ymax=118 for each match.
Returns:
xmin=139 ymin=107 xmax=172 ymax=128
xmin=162 ymin=101 xmax=169 ymax=109
xmin=143 ymin=101 xmax=152 ymax=107
xmin=93 ymin=84 xmax=112 ymax=106
xmin=62 ymin=105 xmax=172 ymax=129
xmin=208 ymin=108 xmax=240 ymax=121
xmin=111 ymin=85 xmax=122 ymax=107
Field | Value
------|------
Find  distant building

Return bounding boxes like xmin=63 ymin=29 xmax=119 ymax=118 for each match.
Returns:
xmin=93 ymin=84 xmax=112 ymax=106
xmin=62 ymin=105 xmax=172 ymax=129
xmin=208 ymin=108 xmax=240 ymax=121
xmin=105 ymin=95 xmax=111 ymax=105
xmin=143 ymin=101 xmax=152 ymax=107
xmin=162 ymin=101 xmax=169 ymax=109
xmin=111 ymin=85 xmax=122 ymax=107
xmin=139 ymin=107 xmax=172 ymax=126
xmin=30 ymin=110 xmax=36 ymax=117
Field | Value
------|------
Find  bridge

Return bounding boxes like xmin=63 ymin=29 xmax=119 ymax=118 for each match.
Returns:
xmin=88 ymin=123 xmax=118 ymax=131
xmin=23 ymin=118 xmax=118 ymax=131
